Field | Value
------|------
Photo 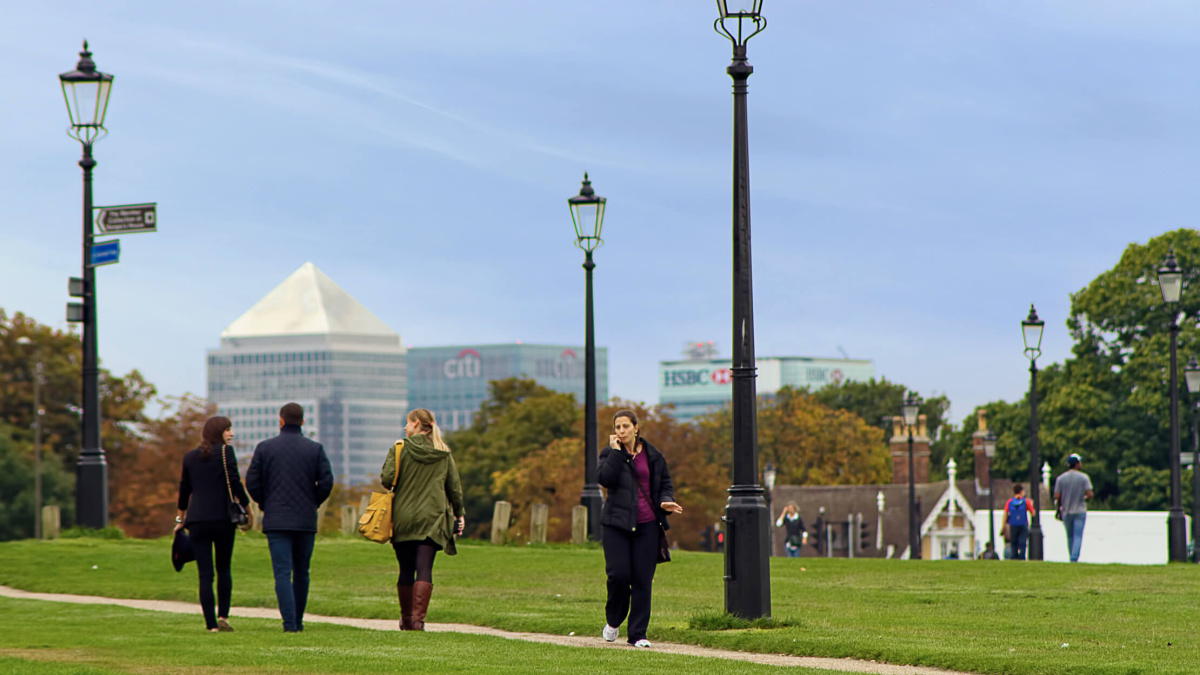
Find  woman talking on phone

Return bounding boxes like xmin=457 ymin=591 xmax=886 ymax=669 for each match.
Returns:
xmin=597 ymin=409 xmax=683 ymax=648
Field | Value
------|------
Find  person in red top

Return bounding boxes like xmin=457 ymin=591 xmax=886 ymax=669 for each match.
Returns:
xmin=1003 ymin=484 xmax=1036 ymax=560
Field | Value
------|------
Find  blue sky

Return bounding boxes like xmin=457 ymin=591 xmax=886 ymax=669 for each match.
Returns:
xmin=3 ymin=1 xmax=1199 ymax=426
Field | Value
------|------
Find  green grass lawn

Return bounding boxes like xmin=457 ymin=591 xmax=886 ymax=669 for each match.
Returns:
xmin=2 ymin=535 xmax=1198 ymax=674
xmin=0 ymin=597 xmax=822 ymax=675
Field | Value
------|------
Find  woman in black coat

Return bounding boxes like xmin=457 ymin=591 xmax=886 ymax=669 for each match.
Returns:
xmin=596 ymin=409 xmax=683 ymax=648
xmin=174 ymin=415 xmax=252 ymax=632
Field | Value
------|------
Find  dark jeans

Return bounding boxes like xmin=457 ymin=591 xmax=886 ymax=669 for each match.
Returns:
xmin=266 ymin=530 xmax=316 ymax=631
xmin=188 ymin=521 xmax=236 ymax=630
xmin=1007 ymin=525 xmax=1029 ymax=560
xmin=602 ymin=523 xmax=658 ymax=644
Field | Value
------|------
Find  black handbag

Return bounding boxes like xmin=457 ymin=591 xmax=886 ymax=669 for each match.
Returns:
xmin=221 ymin=444 xmax=248 ymax=527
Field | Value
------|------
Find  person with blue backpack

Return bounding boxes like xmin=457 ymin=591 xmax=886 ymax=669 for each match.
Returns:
xmin=1003 ymin=484 xmax=1036 ymax=560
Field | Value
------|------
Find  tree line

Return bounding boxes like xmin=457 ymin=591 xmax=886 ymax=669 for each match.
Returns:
xmin=0 ymin=230 xmax=1192 ymax=542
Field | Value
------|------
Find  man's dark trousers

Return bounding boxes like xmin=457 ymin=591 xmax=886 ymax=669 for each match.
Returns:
xmin=266 ymin=531 xmax=316 ymax=632
xmin=602 ymin=524 xmax=658 ymax=643
xmin=1008 ymin=525 xmax=1029 ymax=560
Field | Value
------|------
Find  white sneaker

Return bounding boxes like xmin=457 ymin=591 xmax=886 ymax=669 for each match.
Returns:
xmin=632 ymin=639 xmax=651 ymax=648
xmin=602 ymin=624 xmax=618 ymax=642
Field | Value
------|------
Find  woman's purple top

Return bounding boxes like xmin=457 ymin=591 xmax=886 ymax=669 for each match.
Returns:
xmin=633 ymin=449 xmax=656 ymax=524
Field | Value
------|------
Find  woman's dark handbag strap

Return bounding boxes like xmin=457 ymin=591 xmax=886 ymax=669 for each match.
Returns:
xmin=631 ymin=457 xmax=671 ymax=563
xmin=221 ymin=444 xmax=248 ymax=525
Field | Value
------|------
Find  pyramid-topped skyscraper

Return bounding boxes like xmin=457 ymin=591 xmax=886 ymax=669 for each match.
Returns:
xmin=207 ymin=263 xmax=407 ymax=484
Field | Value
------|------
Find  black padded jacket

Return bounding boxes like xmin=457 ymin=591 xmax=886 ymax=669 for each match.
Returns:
xmin=597 ymin=438 xmax=674 ymax=532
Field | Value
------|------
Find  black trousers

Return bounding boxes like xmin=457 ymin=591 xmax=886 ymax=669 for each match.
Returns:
xmin=602 ymin=523 xmax=659 ymax=643
xmin=188 ymin=520 xmax=236 ymax=630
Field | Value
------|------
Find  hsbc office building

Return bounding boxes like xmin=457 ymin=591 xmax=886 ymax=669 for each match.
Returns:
xmin=407 ymin=344 xmax=609 ymax=431
xmin=659 ymin=356 xmax=875 ymax=421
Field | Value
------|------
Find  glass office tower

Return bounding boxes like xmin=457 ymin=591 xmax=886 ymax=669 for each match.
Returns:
xmin=207 ymin=263 xmax=407 ymax=484
xmin=407 ymin=344 xmax=608 ymax=431
xmin=659 ymin=355 xmax=876 ymax=421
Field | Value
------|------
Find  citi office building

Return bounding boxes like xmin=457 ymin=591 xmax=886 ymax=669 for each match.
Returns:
xmin=407 ymin=344 xmax=608 ymax=431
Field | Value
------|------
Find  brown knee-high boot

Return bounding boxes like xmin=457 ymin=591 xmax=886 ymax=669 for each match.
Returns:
xmin=412 ymin=581 xmax=433 ymax=631
xmin=397 ymin=583 xmax=414 ymax=631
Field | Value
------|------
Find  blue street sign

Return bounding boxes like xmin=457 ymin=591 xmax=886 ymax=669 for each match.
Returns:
xmin=90 ymin=240 xmax=120 ymax=267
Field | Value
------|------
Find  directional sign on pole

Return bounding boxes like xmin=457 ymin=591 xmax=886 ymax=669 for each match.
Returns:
xmin=1182 ymin=452 xmax=1196 ymax=467
xmin=90 ymin=240 xmax=120 ymax=267
xmin=96 ymin=203 xmax=157 ymax=234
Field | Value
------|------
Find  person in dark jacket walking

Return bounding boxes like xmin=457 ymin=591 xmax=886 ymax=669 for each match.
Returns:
xmin=245 ymin=402 xmax=334 ymax=633
xmin=379 ymin=408 xmax=465 ymax=631
xmin=597 ymin=409 xmax=682 ymax=648
xmin=174 ymin=415 xmax=252 ymax=632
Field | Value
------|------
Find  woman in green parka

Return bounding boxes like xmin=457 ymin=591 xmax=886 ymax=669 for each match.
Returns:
xmin=380 ymin=408 xmax=465 ymax=631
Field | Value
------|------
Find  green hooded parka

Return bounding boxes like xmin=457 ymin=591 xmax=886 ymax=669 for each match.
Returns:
xmin=380 ymin=433 xmax=465 ymax=554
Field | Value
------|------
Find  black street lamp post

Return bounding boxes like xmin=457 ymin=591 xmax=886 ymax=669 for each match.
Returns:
xmin=1159 ymin=250 xmax=1188 ymax=562
xmin=1184 ymin=356 xmax=1200 ymax=562
xmin=1021 ymin=305 xmax=1045 ymax=560
xmin=568 ymin=173 xmax=606 ymax=542
xmin=981 ymin=431 xmax=999 ymax=560
xmin=60 ymin=41 xmax=113 ymax=530
xmin=901 ymin=394 xmax=921 ymax=559
xmin=714 ymin=0 xmax=770 ymax=619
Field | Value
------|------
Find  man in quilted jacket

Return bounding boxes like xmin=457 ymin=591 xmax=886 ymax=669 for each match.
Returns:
xmin=246 ymin=402 xmax=334 ymax=632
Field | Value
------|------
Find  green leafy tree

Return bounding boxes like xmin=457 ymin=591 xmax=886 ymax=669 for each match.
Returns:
xmin=447 ymin=378 xmax=582 ymax=537
xmin=0 ymin=424 xmax=75 ymax=541
xmin=945 ymin=230 xmax=1200 ymax=508
xmin=810 ymin=378 xmax=953 ymax=477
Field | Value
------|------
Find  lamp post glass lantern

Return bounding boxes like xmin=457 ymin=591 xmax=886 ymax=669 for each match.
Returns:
xmin=569 ymin=173 xmax=606 ymax=542
xmin=715 ymin=0 xmax=770 ymax=620
xmin=1021 ymin=305 xmax=1045 ymax=560
xmin=1186 ymin=356 xmax=1200 ymax=562
xmin=60 ymin=41 xmax=114 ymax=530
xmin=982 ymin=431 xmax=999 ymax=559
xmin=901 ymin=394 xmax=921 ymax=559
xmin=1159 ymin=249 xmax=1188 ymax=562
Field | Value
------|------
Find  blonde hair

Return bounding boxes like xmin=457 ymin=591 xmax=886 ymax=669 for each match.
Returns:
xmin=408 ymin=408 xmax=450 ymax=452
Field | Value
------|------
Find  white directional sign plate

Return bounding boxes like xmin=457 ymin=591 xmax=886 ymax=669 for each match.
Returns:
xmin=96 ymin=203 xmax=157 ymax=234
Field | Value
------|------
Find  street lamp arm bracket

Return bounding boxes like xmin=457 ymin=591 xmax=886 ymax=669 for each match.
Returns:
xmin=67 ymin=127 xmax=106 ymax=145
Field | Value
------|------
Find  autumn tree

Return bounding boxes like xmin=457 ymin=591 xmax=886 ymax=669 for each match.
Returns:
xmin=447 ymin=378 xmax=582 ymax=537
xmin=1 ymin=310 xmax=156 ymax=532
xmin=109 ymin=395 xmax=214 ymax=539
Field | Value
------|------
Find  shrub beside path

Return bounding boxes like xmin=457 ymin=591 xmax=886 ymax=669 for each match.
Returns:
xmin=0 ymin=585 xmax=974 ymax=675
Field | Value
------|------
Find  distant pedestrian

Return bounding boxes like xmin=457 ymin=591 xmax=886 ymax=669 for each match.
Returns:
xmin=174 ymin=415 xmax=252 ymax=633
xmin=775 ymin=501 xmax=807 ymax=558
xmin=598 ymin=409 xmax=682 ymax=649
xmin=380 ymin=408 xmax=464 ymax=631
xmin=245 ymin=402 xmax=334 ymax=632
xmin=1003 ymin=484 xmax=1035 ymax=560
xmin=1054 ymin=454 xmax=1093 ymax=563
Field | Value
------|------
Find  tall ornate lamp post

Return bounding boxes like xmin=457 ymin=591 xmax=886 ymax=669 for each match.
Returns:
xmin=1021 ymin=305 xmax=1045 ymax=560
xmin=568 ymin=172 xmax=606 ymax=542
xmin=981 ymin=431 xmax=999 ymax=560
xmin=901 ymin=394 xmax=921 ymax=559
xmin=60 ymin=41 xmax=114 ymax=530
xmin=1184 ymin=356 xmax=1200 ymax=562
xmin=1158 ymin=249 xmax=1188 ymax=562
xmin=714 ymin=0 xmax=770 ymax=619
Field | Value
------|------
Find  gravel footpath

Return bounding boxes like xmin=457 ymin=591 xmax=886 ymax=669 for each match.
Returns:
xmin=0 ymin=585 xmax=975 ymax=674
